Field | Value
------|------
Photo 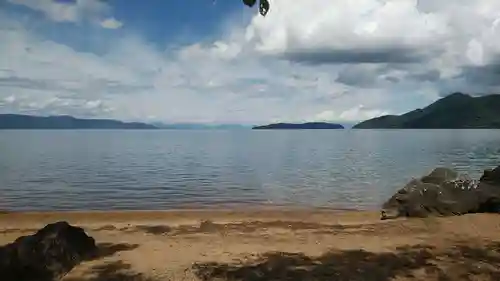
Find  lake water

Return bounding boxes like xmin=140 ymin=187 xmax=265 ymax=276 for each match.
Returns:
xmin=0 ymin=130 xmax=499 ymax=211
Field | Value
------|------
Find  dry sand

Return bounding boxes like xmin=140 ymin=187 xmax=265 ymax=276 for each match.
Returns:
xmin=2 ymin=208 xmax=500 ymax=281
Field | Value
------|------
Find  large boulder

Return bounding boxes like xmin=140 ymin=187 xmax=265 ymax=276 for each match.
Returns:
xmin=0 ymin=221 xmax=97 ymax=281
xmin=380 ymin=167 xmax=499 ymax=220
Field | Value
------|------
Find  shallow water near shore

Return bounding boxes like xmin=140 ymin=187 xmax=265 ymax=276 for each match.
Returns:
xmin=1 ymin=129 xmax=499 ymax=211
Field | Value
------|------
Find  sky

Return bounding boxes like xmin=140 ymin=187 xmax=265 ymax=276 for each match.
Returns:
xmin=1 ymin=0 xmax=500 ymax=125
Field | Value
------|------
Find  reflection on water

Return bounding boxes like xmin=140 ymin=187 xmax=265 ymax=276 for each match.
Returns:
xmin=0 ymin=129 xmax=499 ymax=211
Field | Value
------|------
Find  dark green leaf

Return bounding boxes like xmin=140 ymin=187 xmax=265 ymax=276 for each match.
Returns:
xmin=259 ymin=0 xmax=269 ymax=16
xmin=242 ymin=0 xmax=257 ymax=7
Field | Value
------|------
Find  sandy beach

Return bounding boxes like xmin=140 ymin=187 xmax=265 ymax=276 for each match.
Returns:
xmin=1 ymin=208 xmax=500 ymax=280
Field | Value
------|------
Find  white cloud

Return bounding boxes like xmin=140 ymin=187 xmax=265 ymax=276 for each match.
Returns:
xmin=100 ymin=17 xmax=123 ymax=29
xmin=4 ymin=96 xmax=16 ymax=104
xmin=7 ymin=0 xmax=119 ymax=28
xmin=312 ymin=106 xmax=389 ymax=123
xmin=8 ymin=0 xmax=81 ymax=22
xmin=2 ymin=0 xmax=500 ymax=124
xmin=246 ymin=0 xmax=448 ymax=55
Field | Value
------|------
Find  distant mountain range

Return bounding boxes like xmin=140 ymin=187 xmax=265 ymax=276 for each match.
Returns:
xmin=7 ymin=93 xmax=496 ymax=130
xmin=353 ymin=93 xmax=500 ymax=129
xmin=152 ymin=122 xmax=251 ymax=130
xmin=0 ymin=114 xmax=157 ymax=129
xmin=253 ymin=122 xmax=344 ymax=129
xmin=0 ymin=114 xmax=254 ymax=130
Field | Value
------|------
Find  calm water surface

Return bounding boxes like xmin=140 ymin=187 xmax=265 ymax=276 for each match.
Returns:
xmin=1 ymin=130 xmax=499 ymax=211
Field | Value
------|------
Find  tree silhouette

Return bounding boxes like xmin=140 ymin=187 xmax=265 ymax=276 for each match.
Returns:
xmin=242 ymin=0 xmax=270 ymax=16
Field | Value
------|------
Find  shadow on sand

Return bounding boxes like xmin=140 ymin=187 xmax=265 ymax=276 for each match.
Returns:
xmin=64 ymin=261 xmax=158 ymax=281
xmin=94 ymin=243 xmax=140 ymax=260
xmin=66 ymin=240 xmax=500 ymax=281
xmin=65 ymin=243 xmax=155 ymax=281
xmin=193 ymin=241 xmax=500 ymax=281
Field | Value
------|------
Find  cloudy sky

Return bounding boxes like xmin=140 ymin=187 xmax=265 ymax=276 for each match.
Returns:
xmin=1 ymin=0 xmax=500 ymax=125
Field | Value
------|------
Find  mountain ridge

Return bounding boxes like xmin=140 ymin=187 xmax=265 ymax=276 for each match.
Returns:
xmin=353 ymin=93 xmax=500 ymax=129
xmin=0 ymin=114 xmax=157 ymax=129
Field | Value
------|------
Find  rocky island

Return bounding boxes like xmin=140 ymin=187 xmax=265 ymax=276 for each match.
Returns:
xmin=253 ymin=122 xmax=344 ymax=130
xmin=354 ymin=93 xmax=500 ymax=129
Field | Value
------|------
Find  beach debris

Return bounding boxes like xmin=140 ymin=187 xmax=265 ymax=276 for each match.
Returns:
xmin=199 ymin=220 xmax=219 ymax=233
xmin=381 ymin=165 xmax=500 ymax=220
xmin=0 ymin=221 xmax=97 ymax=281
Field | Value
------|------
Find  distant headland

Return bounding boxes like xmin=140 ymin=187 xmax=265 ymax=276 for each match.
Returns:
xmin=252 ymin=122 xmax=344 ymax=130
xmin=0 ymin=114 xmax=157 ymax=129
xmin=353 ymin=93 xmax=500 ymax=129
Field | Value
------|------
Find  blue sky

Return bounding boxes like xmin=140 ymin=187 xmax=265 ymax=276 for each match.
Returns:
xmin=1 ymin=0 xmax=500 ymax=125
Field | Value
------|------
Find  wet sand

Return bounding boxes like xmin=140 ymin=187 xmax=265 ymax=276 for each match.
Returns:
xmin=1 ymin=208 xmax=500 ymax=281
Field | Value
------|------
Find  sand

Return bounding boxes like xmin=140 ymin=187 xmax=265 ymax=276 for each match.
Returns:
xmin=1 ymin=208 xmax=500 ymax=281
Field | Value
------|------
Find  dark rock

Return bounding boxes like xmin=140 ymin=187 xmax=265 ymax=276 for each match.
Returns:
xmin=0 ymin=221 xmax=97 ymax=281
xmin=380 ymin=167 xmax=499 ymax=220
xmin=480 ymin=166 xmax=500 ymax=185
xmin=475 ymin=166 xmax=500 ymax=213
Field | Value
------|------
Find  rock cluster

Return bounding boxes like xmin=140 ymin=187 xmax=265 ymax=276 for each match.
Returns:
xmin=0 ymin=221 xmax=97 ymax=281
xmin=381 ymin=166 xmax=500 ymax=220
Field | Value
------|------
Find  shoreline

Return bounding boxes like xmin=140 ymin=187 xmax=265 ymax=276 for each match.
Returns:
xmin=0 ymin=207 xmax=380 ymax=229
xmin=0 ymin=205 xmax=366 ymax=213
xmin=0 ymin=202 xmax=376 ymax=212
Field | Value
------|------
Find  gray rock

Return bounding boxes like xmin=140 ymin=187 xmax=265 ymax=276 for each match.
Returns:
xmin=420 ymin=167 xmax=459 ymax=185
xmin=381 ymin=166 xmax=500 ymax=220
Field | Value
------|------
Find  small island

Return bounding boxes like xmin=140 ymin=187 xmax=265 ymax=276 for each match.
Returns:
xmin=0 ymin=114 xmax=158 ymax=129
xmin=353 ymin=93 xmax=500 ymax=129
xmin=252 ymin=122 xmax=344 ymax=130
